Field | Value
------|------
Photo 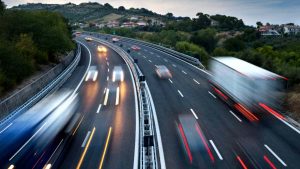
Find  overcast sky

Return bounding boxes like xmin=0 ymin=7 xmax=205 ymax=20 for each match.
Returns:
xmin=3 ymin=0 xmax=300 ymax=26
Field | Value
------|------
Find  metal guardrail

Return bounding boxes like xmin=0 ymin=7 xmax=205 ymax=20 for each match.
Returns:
xmin=139 ymin=81 xmax=158 ymax=169
xmin=0 ymin=44 xmax=81 ymax=124
xmin=91 ymin=36 xmax=159 ymax=169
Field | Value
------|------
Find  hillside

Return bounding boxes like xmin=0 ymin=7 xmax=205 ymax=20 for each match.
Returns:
xmin=12 ymin=2 xmax=168 ymax=23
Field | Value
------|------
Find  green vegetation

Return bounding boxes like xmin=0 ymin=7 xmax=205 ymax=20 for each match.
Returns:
xmin=0 ymin=1 xmax=74 ymax=95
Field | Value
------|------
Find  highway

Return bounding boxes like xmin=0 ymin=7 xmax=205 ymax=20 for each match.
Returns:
xmin=58 ymin=37 xmax=137 ymax=169
xmin=0 ymin=36 xmax=137 ymax=169
xmin=95 ymin=33 xmax=300 ymax=169
xmin=1 ymin=32 xmax=300 ymax=169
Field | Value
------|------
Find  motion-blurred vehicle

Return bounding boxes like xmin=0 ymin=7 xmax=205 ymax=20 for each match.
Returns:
xmin=209 ymin=57 xmax=287 ymax=121
xmin=155 ymin=65 xmax=172 ymax=79
xmin=97 ymin=45 xmax=107 ymax=53
xmin=85 ymin=66 xmax=98 ymax=82
xmin=177 ymin=114 xmax=214 ymax=167
xmin=85 ymin=36 xmax=93 ymax=42
xmin=112 ymin=66 xmax=124 ymax=82
xmin=112 ymin=37 xmax=119 ymax=43
xmin=131 ymin=45 xmax=141 ymax=51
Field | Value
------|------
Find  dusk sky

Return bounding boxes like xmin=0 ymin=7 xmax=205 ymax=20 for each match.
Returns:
xmin=3 ymin=0 xmax=300 ymax=26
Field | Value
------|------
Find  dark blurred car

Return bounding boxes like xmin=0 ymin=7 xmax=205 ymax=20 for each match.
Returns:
xmin=177 ymin=114 xmax=215 ymax=168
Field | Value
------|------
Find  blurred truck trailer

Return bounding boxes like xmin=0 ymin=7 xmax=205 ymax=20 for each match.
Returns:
xmin=209 ymin=57 xmax=287 ymax=121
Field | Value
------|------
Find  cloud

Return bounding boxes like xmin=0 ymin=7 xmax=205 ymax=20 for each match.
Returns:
xmin=3 ymin=0 xmax=300 ymax=25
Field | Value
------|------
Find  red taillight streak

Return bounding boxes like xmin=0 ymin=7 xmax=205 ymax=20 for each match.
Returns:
xmin=259 ymin=103 xmax=285 ymax=120
xmin=194 ymin=123 xmax=215 ymax=163
xmin=264 ymin=155 xmax=277 ymax=169
xmin=178 ymin=124 xmax=193 ymax=163
xmin=234 ymin=103 xmax=259 ymax=121
xmin=213 ymin=87 xmax=228 ymax=100
xmin=237 ymin=156 xmax=248 ymax=169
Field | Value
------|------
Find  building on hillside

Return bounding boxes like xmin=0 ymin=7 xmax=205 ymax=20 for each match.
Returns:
xmin=107 ymin=20 xmax=119 ymax=28
xmin=130 ymin=16 xmax=139 ymax=21
xmin=258 ymin=25 xmax=281 ymax=36
xmin=96 ymin=23 xmax=105 ymax=28
xmin=136 ymin=21 xmax=148 ymax=27
xmin=283 ymin=25 xmax=300 ymax=35
xmin=151 ymin=18 xmax=165 ymax=27
xmin=121 ymin=22 xmax=137 ymax=28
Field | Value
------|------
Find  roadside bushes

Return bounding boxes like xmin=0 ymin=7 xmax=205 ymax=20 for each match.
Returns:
xmin=0 ymin=6 xmax=74 ymax=95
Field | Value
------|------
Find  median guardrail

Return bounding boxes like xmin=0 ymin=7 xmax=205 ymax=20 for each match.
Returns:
xmin=0 ymin=44 xmax=81 ymax=124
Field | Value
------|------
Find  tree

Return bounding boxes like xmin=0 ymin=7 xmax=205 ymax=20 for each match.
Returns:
xmin=0 ymin=0 xmax=5 ymax=15
xmin=166 ymin=12 xmax=173 ymax=18
xmin=104 ymin=3 xmax=113 ymax=9
xmin=194 ymin=12 xmax=211 ymax=29
xmin=256 ymin=21 xmax=263 ymax=28
xmin=175 ymin=41 xmax=209 ymax=65
xmin=223 ymin=37 xmax=246 ymax=52
xmin=191 ymin=28 xmax=217 ymax=53
xmin=118 ymin=6 xmax=125 ymax=11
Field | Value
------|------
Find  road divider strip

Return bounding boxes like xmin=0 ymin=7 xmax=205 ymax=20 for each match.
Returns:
xmin=103 ymin=89 xmax=110 ymax=106
xmin=209 ymin=140 xmax=223 ymax=160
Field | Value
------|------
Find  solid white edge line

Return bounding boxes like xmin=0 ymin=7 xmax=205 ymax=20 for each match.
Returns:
xmin=229 ymin=110 xmax=242 ymax=122
xmin=81 ymin=131 xmax=91 ymax=147
xmin=96 ymin=104 xmax=102 ymax=113
xmin=115 ymin=87 xmax=120 ymax=105
xmin=208 ymin=91 xmax=216 ymax=99
xmin=280 ymin=118 xmax=300 ymax=134
xmin=209 ymin=140 xmax=223 ymax=160
xmin=190 ymin=109 xmax=198 ymax=119
xmin=193 ymin=79 xmax=200 ymax=85
xmin=144 ymin=82 xmax=166 ymax=169
xmin=0 ymin=123 xmax=13 ymax=134
xmin=9 ymin=122 xmax=47 ymax=161
xmin=264 ymin=144 xmax=287 ymax=167
xmin=74 ymin=40 xmax=92 ymax=94
xmin=103 ymin=89 xmax=110 ymax=105
xmin=168 ymin=79 xmax=173 ymax=84
xmin=177 ymin=90 xmax=184 ymax=97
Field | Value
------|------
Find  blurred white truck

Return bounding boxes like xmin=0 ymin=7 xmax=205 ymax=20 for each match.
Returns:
xmin=209 ymin=57 xmax=287 ymax=121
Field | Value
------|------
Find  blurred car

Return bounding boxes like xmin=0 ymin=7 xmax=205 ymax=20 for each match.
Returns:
xmin=97 ymin=45 xmax=107 ymax=53
xmin=177 ymin=114 xmax=213 ymax=167
xmin=112 ymin=37 xmax=120 ymax=43
xmin=85 ymin=36 xmax=93 ymax=42
xmin=112 ymin=66 xmax=124 ymax=82
xmin=85 ymin=66 xmax=98 ymax=82
xmin=155 ymin=65 xmax=172 ymax=79
xmin=131 ymin=45 xmax=141 ymax=51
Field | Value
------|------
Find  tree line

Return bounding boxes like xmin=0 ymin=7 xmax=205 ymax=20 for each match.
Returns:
xmin=95 ymin=12 xmax=300 ymax=87
xmin=0 ymin=0 xmax=74 ymax=95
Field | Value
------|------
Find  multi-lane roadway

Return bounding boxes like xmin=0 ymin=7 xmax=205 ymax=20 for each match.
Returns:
xmin=1 ymin=32 xmax=300 ymax=169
